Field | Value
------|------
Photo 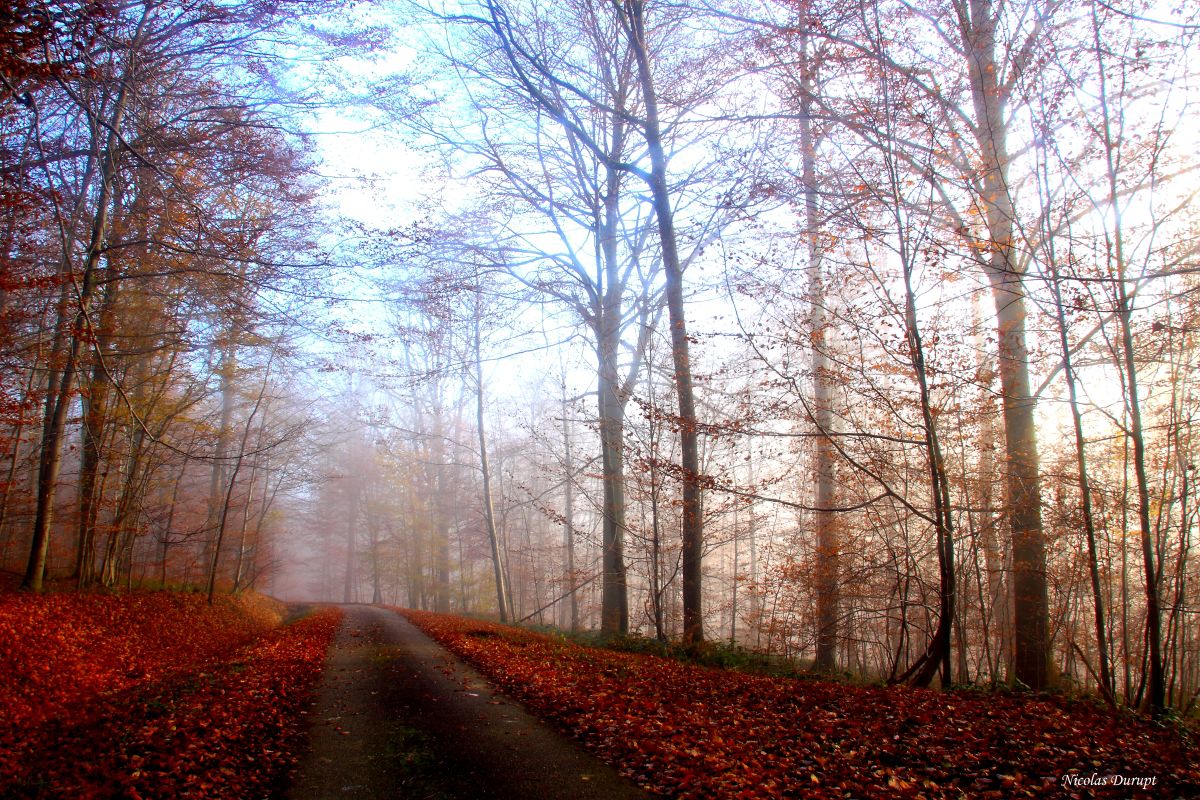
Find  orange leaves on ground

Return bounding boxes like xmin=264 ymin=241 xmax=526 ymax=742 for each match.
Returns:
xmin=0 ymin=591 xmax=279 ymax=733
xmin=0 ymin=591 xmax=340 ymax=798
xmin=404 ymin=611 xmax=1200 ymax=799
xmin=21 ymin=608 xmax=341 ymax=799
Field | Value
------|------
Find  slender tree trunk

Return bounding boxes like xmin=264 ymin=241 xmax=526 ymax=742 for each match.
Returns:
xmin=1088 ymin=4 xmax=1163 ymax=712
xmin=959 ymin=0 xmax=1050 ymax=691
xmin=871 ymin=17 xmax=956 ymax=687
xmin=797 ymin=27 xmax=839 ymax=672
xmin=1165 ymin=401 xmax=1192 ymax=707
xmin=431 ymin=399 xmax=451 ymax=612
xmin=204 ymin=343 xmax=236 ymax=571
xmin=342 ymin=489 xmax=358 ymax=603
xmin=113 ymin=382 xmax=162 ymax=591
xmin=895 ymin=228 xmax=956 ymax=689
xmin=748 ymin=452 xmax=761 ymax=649
xmin=645 ymin=353 xmax=667 ymax=642
xmin=75 ymin=267 xmax=124 ymax=587
xmin=233 ymin=415 xmax=268 ymax=593
xmin=366 ymin=512 xmax=383 ymax=605
xmin=1048 ymin=270 xmax=1115 ymax=704
xmin=102 ymin=413 xmax=146 ymax=588
xmin=560 ymin=383 xmax=579 ymax=632
xmin=208 ymin=361 xmax=271 ymax=605
xmin=1120 ymin=437 xmax=1133 ymax=701
xmin=595 ymin=120 xmax=632 ymax=634
xmin=731 ymin=500 xmax=740 ymax=645
xmin=21 ymin=57 xmax=138 ymax=591
xmin=159 ymin=464 xmax=184 ymax=587
xmin=474 ymin=312 xmax=512 ymax=622
xmin=623 ymin=0 xmax=704 ymax=646
xmin=1113 ymin=243 xmax=1164 ymax=713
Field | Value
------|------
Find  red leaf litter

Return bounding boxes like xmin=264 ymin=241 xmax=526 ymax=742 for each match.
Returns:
xmin=0 ymin=591 xmax=340 ymax=798
xmin=403 ymin=610 xmax=1200 ymax=799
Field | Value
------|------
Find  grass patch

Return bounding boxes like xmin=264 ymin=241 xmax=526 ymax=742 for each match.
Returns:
xmin=529 ymin=624 xmax=811 ymax=679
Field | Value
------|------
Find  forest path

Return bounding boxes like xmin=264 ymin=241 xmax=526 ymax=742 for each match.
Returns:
xmin=286 ymin=604 xmax=649 ymax=800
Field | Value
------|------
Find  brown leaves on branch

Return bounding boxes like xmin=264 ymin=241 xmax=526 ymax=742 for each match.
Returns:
xmin=404 ymin=610 xmax=1199 ymax=799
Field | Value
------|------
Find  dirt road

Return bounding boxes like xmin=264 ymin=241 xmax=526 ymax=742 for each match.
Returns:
xmin=286 ymin=605 xmax=650 ymax=800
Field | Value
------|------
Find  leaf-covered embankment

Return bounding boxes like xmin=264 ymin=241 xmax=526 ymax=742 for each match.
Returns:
xmin=0 ymin=591 xmax=340 ymax=798
xmin=403 ymin=610 xmax=1199 ymax=799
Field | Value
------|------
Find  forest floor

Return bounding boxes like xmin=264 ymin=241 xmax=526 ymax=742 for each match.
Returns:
xmin=402 ymin=610 xmax=1200 ymax=799
xmin=5 ymin=589 xmax=1198 ymax=798
xmin=0 ymin=588 xmax=339 ymax=798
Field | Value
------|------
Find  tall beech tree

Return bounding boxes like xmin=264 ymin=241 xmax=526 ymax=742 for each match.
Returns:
xmin=950 ymin=0 xmax=1057 ymax=691
xmin=784 ymin=0 xmax=1060 ymax=689
xmin=427 ymin=0 xmax=738 ymax=643
xmin=789 ymin=16 xmax=841 ymax=673
xmin=410 ymin=0 xmax=660 ymax=633
xmin=616 ymin=0 xmax=705 ymax=647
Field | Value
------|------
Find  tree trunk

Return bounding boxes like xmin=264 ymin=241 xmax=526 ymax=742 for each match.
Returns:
xmin=233 ymin=415 xmax=268 ymax=593
xmin=1048 ymin=265 xmax=1115 ymax=704
xmin=21 ymin=53 xmax=138 ymax=591
xmin=595 ymin=112 xmax=632 ymax=633
xmin=101 ymin=423 xmax=146 ymax=588
xmin=1088 ymin=3 xmax=1163 ymax=712
xmin=204 ymin=343 xmax=236 ymax=575
xmin=645 ymin=350 xmax=667 ymax=642
xmin=972 ymin=298 xmax=1010 ymax=680
xmin=797 ymin=27 xmax=839 ymax=672
xmin=960 ymin=0 xmax=1050 ymax=691
xmin=560 ymin=383 xmax=579 ymax=632
xmin=895 ymin=221 xmax=956 ymax=689
xmin=623 ymin=0 xmax=704 ymax=646
xmin=366 ymin=511 xmax=383 ymax=605
xmin=208 ymin=361 xmax=271 ymax=605
xmin=342 ymin=489 xmax=358 ymax=603
xmin=596 ymin=324 xmax=630 ymax=633
xmin=474 ymin=312 xmax=512 ymax=622
xmin=76 ymin=268 xmax=123 ymax=587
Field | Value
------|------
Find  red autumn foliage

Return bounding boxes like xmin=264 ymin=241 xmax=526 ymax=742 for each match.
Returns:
xmin=0 ymin=591 xmax=340 ymax=798
xmin=403 ymin=610 xmax=1200 ymax=799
